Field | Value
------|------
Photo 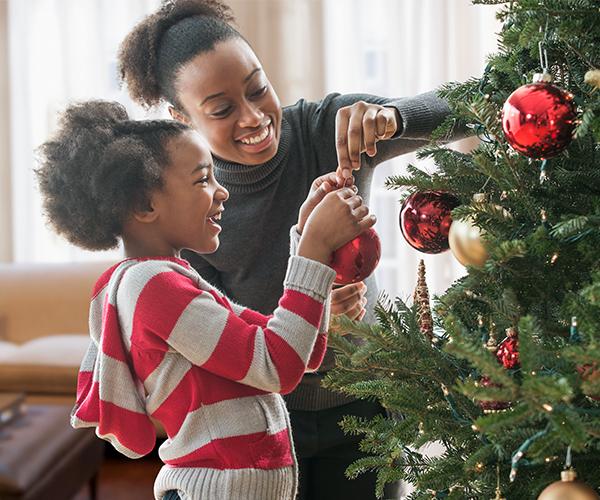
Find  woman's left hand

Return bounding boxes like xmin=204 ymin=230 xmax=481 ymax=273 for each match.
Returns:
xmin=335 ymin=102 xmax=399 ymax=183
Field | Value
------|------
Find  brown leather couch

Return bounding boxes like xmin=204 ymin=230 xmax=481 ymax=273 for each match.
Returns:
xmin=0 ymin=260 xmax=113 ymax=404
xmin=0 ymin=260 xmax=168 ymax=439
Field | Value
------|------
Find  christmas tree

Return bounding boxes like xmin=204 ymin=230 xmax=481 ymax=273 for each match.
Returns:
xmin=324 ymin=1 xmax=600 ymax=498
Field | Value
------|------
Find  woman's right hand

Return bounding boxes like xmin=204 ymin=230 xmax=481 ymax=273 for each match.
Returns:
xmin=297 ymin=187 xmax=376 ymax=265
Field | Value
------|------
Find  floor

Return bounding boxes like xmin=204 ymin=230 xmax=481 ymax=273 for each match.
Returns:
xmin=73 ymin=445 xmax=162 ymax=500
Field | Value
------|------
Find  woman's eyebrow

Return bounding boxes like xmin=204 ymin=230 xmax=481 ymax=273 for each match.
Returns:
xmin=199 ymin=68 xmax=262 ymax=107
xmin=244 ymin=67 xmax=261 ymax=83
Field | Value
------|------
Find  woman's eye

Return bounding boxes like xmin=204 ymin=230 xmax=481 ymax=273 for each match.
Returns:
xmin=249 ymin=86 xmax=267 ymax=99
xmin=211 ymin=107 xmax=231 ymax=118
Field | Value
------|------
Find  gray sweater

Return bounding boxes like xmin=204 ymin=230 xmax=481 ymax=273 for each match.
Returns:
xmin=182 ymin=91 xmax=453 ymax=411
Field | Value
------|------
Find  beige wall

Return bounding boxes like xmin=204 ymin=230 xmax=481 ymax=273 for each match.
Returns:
xmin=0 ymin=0 xmax=12 ymax=262
xmin=228 ymin=0 xmax=325 ymax=106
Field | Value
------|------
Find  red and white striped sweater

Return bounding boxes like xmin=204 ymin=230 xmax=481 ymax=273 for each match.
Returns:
xmin=71 ymin=254 xmax=335 ymax=500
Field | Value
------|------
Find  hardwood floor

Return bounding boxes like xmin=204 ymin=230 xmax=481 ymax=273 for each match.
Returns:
xmin=73 ymin=445 xmax=162 ymax=500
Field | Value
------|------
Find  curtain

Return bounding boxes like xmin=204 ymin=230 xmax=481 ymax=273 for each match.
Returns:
xmin=7 ymin=0 xmax=499 ymax=284
xmin=323 ymin=0 xmax=501 ymax=301
xmin=8 ymin=0 xmax=161 ymax=263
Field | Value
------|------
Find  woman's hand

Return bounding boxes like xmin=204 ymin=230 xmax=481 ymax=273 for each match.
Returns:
xmin=335 ymin=102 xmax=399 ymax=183
xmin=297 ymin=172 xmax=354 ymax=234
xmin=331 ymin=282 xmax=367 ymax=321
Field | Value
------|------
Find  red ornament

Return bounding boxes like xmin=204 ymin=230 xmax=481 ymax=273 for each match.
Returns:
xmin=479 ymin=376 xmax=511 ymax=412
xmin=577 ymin=363 xmax=600 ymax=401
xmin=400 ymin=191 xmax=459 ymax=254
xmin=501 ymin=81 xmax=577 ymax=158
xmin=330 ymin=227 xmax=381 ymax=285
xmin=495 ymin=329 xmax=520 ymax=369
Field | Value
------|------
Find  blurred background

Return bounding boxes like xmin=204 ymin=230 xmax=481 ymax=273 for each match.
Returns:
xmin=0 ymin=0 xmax=501 ymax=301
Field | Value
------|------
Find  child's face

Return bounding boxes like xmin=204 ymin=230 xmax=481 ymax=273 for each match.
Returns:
xmin=152 ymin=130 xmax=229 ymax=254
xmin=175 ymin=37 xmax=282 ymax=167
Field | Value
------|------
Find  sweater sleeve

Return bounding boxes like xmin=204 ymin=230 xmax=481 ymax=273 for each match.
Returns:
xmin=288 ymin=224 xmax=330 ymax=372
xmin=129 ymin=257 xmax=335 ymax=394
xmin=306 ymin=91 xmax=467 ymax=174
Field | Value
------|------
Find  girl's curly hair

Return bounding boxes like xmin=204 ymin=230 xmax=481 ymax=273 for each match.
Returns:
xmin=118 ymin=0 xmax=240 ymax=109
xmin=36 ymin=100 xmax=187 ymax=250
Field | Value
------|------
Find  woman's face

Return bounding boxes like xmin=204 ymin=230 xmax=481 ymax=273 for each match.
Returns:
xmin=174 ymin=38 xmax=282 ymax=166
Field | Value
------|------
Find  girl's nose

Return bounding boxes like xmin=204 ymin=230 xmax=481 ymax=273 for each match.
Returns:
xmin=216 ymin=184 xmax=229 ymax=202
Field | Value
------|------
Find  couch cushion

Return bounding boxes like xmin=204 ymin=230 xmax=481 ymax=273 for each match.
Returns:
xmin=0 ymin=334 xmax=89 ymax=366
xmin=0 ymin=340 xmax=19 ymax=361
xmin=0 ymin=334 xmax=89 ymax=395
xmin=0 ymin=261 xmax=113 ymax=343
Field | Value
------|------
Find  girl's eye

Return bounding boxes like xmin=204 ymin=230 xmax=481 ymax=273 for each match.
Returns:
xmin=249 ymin=86 xmax=267 ymax=99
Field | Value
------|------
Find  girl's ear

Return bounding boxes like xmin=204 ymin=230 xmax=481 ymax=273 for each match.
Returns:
xmin=169 ymin=106 xmax=191 ymax=125
xmin=132 ymin=198 xmax=159 ymax=224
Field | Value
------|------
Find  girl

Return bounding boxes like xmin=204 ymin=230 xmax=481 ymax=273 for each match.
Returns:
xmin=36 ymin=100 xmax=374 ymax=500
xmin=118 ymin=1 xmax=462 ymax=497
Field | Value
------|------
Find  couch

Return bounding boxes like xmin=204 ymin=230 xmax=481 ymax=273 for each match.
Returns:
xmin=0 ymin=260 xmax=113 ymax=405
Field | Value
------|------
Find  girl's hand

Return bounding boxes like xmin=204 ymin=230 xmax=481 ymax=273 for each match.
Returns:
xmin=335 ymin=102 xmax=399 ymax=182
xmin=297 ymin=187 xmax=376 ymax=265
xmin=297 ymin=172 xmax=354 ymax=234
xmin=331 ymin=282 xmax=367 ymax=321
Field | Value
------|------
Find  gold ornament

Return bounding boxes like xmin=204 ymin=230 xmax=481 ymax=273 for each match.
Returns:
xmin=413 ymin=259 xmax=434 ymax=340
xmin=584 ymin=69 xmax=600 ymax=90
xmin=537 ymin=469 xmax=600 ymax=500
xmin=448 ymin=216 xmax=489 ymax=267
xmin=449 ymin=193 xmax=490 ymax=267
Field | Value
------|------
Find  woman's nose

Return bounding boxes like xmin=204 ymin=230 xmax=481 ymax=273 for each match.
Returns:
xmin=238 ymin=101 xmax=264 ymax=128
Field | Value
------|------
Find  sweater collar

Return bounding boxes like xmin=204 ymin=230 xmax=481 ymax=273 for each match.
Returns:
xmin=213 ymin=118 xmax=291 ymax=194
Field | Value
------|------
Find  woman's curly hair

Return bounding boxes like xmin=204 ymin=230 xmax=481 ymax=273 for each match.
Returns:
xmin=36 ymin=100 xmax=188 ymax=250
xmin=118 ymin=0 xmax=240 ymax=109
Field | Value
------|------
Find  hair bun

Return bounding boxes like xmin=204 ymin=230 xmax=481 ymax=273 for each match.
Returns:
xmin=59 ymin=100 xmax=130 ymax=132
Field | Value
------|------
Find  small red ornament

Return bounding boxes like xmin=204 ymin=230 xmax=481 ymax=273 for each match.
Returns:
xmin=495 ymin=327 xmax=520 ymax=369
xmin=400 ymin=190 xmax=459 ymax=254
xmin=577 ymin=363 xmax=600 ymax=401
xmin=502 ymin=77 xmax=577 ymax=159
xmin=330 ymin=227 xmax=381 ymax=285
xmin=479 ymin=376 xmax=511 ymax=412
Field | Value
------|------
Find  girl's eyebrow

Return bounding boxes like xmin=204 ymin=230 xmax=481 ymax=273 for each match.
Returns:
xmin=190 ymin=162 xmax=212 ymax=175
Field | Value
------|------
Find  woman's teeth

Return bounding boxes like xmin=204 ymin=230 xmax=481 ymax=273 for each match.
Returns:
xmin=240 ymin=125 xmax=269 ymax=145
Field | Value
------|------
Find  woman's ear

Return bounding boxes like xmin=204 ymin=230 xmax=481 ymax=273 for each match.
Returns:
xmin=169 ymin=106 xmax=191 ymax=125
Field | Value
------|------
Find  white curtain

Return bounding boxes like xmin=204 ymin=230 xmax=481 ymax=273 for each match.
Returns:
xmin=8 ymin=0 xmax=162 ymax=263
xmin=323 ymin=0 xmax=501 ymax=301
xmin=7 ymin=0 xmax=499 ymax=282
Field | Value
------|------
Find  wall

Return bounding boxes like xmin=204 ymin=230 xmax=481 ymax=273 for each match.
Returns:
xmin=0 ymin=0 xmax=12 ymax=262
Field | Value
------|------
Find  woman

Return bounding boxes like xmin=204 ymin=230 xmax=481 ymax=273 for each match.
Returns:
xmin=118 ymin=1 xmax=460 ymax=497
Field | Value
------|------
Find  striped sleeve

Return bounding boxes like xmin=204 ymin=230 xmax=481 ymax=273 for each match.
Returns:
xmin=129 ymin=257 xmax=335 ymax=394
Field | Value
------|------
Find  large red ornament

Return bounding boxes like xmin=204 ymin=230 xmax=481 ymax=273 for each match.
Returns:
xmin=400 ymin=191 xmax=459 ymax=254
xmin=330 ymin=227 xmax=381 ymax=285
xmin=501 ymin=81 xmax=577 ymax=158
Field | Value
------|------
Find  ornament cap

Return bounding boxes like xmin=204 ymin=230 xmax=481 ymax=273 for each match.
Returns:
xmin=561 ymin=468 xmax=577 ymax=482
xmin=533 ymin=72 xmax=553 ymax=83
xmin=472 ymin=193 xmax=487 ymax=203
